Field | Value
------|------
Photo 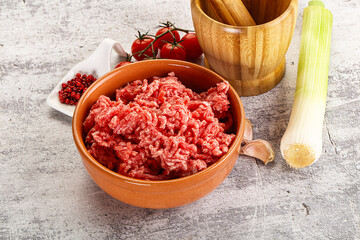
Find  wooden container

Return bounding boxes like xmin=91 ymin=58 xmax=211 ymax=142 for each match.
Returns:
xmin=191 ymin=0 xmax=298 ymax=96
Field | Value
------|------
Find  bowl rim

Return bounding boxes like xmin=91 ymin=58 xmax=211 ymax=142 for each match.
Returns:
xmin=192 ymin=0 xmax=298 ymax=29
xmin=72 ymin=59 xmax=245 ymax=186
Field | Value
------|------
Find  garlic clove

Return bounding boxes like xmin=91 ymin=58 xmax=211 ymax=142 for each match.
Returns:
xmin=241 ymin=118 xmax=253 ymax=145
xmin=240 ymin=139 xmax=275 ymax=165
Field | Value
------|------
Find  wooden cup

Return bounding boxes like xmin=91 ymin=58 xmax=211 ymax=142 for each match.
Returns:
xmin=191 ymin=0 xmax=298 ymax=96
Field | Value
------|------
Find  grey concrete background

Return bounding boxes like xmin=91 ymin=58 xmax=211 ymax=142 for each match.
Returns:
xmin=1 ymin=0 xmax=359 ymax=239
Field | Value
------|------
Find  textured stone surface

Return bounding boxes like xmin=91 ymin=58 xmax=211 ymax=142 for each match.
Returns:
xmin=1 ymin=0 xmax=359 ymax=239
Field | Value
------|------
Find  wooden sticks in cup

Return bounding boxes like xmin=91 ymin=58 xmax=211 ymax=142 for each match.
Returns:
xmin=204 ymin=0 xmax=256 ymax=26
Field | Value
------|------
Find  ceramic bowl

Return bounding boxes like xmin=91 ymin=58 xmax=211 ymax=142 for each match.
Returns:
xmin=191 ymin=0 xmax=298 ymax=96
xmin=72 ymin=59 xmax=245 ymax=209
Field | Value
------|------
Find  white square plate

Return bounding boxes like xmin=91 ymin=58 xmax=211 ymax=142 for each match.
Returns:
xmin=47 ymin=38 xmax=127 ymax=117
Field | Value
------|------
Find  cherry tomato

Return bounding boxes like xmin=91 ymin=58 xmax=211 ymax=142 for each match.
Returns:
xmin=115 ymin=61 xmax=132 ymax=69
xmin=131 ymin=35 xmax=157 ymax=61
xmin=160 ymin=42 xmax=186 ymax=61
xmin=180 ymin=33 xmax=203 ymax=60
xmin=155 ymin=27 xmax=180 ymax=49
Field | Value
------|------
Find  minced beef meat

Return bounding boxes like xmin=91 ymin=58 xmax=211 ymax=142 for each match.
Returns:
xmin=83 ymin=72 xmax=235 ymax=180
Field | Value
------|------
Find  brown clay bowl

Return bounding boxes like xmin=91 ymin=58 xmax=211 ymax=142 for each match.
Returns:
xmin=72 ymin=59 xmax=245 ymax=209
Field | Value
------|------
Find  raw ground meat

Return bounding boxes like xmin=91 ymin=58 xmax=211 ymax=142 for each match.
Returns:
xmin=83 ymin=72 xmax=235 ymax=180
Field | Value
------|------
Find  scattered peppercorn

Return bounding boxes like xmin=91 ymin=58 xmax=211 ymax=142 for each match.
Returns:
xmin=58 ymin=73 xmax=97 ymax=105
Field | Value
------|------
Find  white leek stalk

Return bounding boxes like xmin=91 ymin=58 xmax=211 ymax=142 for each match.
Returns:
xmin=280 ymin=0 xmax=333 ymax=168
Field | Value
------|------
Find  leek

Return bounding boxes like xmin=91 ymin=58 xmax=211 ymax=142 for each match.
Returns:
xmin=280 ymin=0 xmax=333 ymax=168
